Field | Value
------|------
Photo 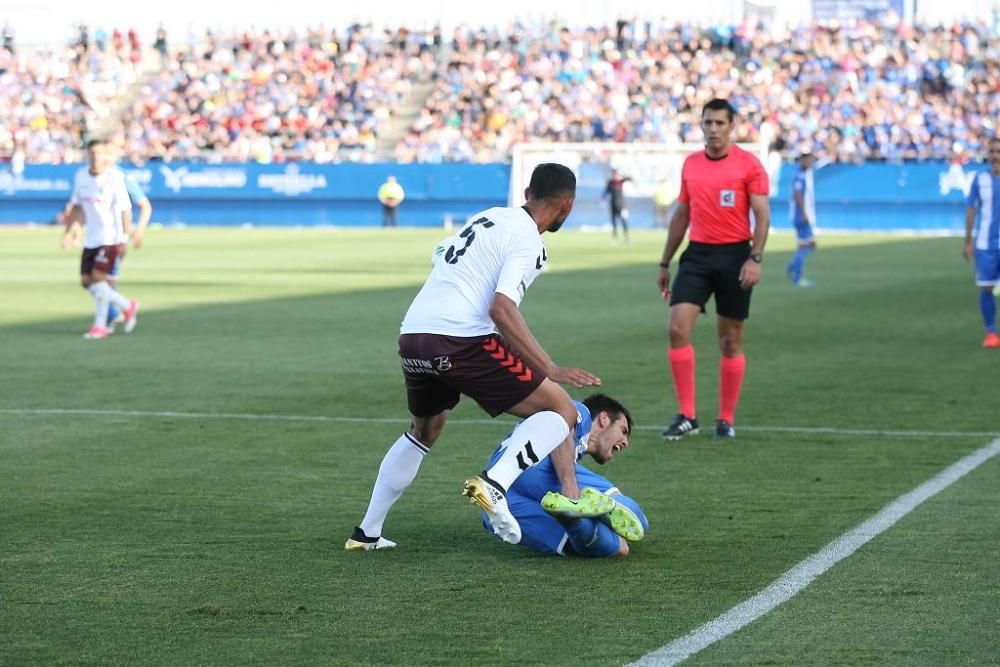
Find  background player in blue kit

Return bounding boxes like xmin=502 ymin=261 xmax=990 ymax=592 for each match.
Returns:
xmin=964 ymin=137 xmax=1000 ymax=349
xmin=105 ymin=170 xmax=152 ymax=331
xmin=480 ymin=393 xmax=648 ymax=557
xmin=786 ymin=149 xmax=816 ymax=287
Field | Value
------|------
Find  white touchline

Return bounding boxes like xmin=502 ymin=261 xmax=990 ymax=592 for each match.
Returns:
xmin=629 ymin=435 xmax=1000 ymax=667
xmin=0 ymin=408 xmax=996 ymax=439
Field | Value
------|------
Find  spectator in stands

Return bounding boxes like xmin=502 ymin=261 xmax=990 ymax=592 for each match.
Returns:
xmin=153 ymin=26 xmax=168 ymax=68
xmin=2 ymin=24 xmax=14 ymax=54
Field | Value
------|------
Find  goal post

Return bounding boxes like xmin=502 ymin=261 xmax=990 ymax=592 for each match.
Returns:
xmin=509 ymin=140 xmax=771 ymax=230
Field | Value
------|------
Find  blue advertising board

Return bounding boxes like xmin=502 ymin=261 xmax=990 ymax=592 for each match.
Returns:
xmin=771 ymin=160 xmax=976 ymax=232
xmin=0 ymin=162 xmax=511 ymax=227
xmin=0 ymin=159 xmax=981 ymax=231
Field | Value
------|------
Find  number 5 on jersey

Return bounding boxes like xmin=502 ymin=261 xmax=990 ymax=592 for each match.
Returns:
xmin=445 ymin=217 xmax=495 ymax=264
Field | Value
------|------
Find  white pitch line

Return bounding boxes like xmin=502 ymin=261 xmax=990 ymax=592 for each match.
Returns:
xmin=629 ymin=435 xmax=1000 ymax=667
xmin=0 ymin=408 xmax=996 ymax=439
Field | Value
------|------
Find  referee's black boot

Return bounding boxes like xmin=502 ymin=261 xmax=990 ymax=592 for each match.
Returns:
xmin=715 ymin=420 xmax=736 ymax=439
xmin=662 ymin=414 xmax=699 ymax=440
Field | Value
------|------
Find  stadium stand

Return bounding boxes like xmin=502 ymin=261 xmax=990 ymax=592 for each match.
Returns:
xmin=2 ymin=18 xmax=997 ymax=165
xmin=0 ymin=28 xmax=142 ymax=164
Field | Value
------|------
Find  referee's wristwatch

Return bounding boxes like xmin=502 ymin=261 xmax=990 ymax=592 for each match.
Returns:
xmin=748 ymin=252 xmax=763 ymax=264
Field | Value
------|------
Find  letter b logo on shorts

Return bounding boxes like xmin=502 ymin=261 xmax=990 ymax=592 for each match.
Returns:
xmin=720 ymin=190 xmax=736 ymax=207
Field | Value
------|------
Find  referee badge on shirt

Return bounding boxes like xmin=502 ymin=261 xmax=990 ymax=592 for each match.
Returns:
xmin=720 ymin=190 xmax=736 ymax=207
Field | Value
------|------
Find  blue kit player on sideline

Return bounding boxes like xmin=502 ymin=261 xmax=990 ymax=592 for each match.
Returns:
xmin=480 ymin=394 xmax=649 ymax=557
xmin=786 ymin=149 xmax=816 ymax=287
xmin=105 ymin=169 xmax=152 ymax=331
xmin=964 ymin=137 xmax=1000 ymax=349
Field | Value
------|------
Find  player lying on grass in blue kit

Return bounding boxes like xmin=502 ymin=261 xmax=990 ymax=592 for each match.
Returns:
xmin=479 ymin=393 xmax=649 ymax=557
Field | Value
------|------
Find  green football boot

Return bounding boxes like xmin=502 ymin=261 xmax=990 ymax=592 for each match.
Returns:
xmin=541 ymin=487 xmax=615 ymax=519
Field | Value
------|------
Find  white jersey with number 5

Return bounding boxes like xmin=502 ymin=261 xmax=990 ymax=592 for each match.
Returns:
xmin=401 ymin=206 xmax=548 ymax=337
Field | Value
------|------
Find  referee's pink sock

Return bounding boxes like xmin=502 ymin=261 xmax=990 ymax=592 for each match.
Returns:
xmin=719 ymin=354 xmax=746 ymax=424
xmin=668 ymin=345 xmax=696 ymax=418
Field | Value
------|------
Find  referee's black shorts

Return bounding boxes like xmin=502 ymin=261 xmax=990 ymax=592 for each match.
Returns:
xmin=670 ymin=241 xmax=753 ymax=320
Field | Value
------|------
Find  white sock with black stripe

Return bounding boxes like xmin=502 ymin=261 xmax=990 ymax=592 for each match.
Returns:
xmin=358 ymin=433 xmax=429 ymax=538
xmin=484 ymin=410 xmax=570 ymax=491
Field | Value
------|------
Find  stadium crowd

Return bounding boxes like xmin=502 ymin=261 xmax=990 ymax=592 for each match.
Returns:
xmin=0 ymin=24 xmax=142 ymax=164
xmin=118 ymin=25 xmax=437 ymax=163
xmin=2 ymin=17 xmax=998 ymax=165
xmin=398 ymin=19 xmax=1000 ymax=163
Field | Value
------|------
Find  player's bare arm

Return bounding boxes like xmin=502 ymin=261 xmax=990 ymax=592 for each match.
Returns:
xmin=118 ymin=209 xmax=133 ymax=258
xmin=964 ymin=206 xmax=976 ymax=261
xmin=740 ymin=193 xmax=770 ymax=289
xmin=489 ymin=293 xmax=601 ymax=388
xmin=121 ymin=208 xmax=133 ymax=236
xmin=658 ymin=201 xmax=690 ymax=292
xmin=59 ymin=205 xmax=84 ymax=249
xmin=132 ymin=199 xmax=152 ymax=248
xmin=547 ymin=437 xmax=581 ymax=499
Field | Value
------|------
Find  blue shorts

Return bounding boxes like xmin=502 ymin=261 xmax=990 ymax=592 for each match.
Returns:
xmin=794 ymin=224 xmax=814 ymax=243
xmin=974 ymin=249 xmax=1000 ymax=286
xmin=481 ymin=464 xmax=644 ymax=556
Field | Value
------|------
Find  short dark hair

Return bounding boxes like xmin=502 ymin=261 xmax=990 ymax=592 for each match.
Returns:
xmin=702 ymin=98 xmax=736 ymax=122
xmin=86 ymin=138 xmax=109 ymax=149
xmin=582 ymin=393 xmax=633 ymax=434
xmin=527 ymin=163 xmax=576 ymax=200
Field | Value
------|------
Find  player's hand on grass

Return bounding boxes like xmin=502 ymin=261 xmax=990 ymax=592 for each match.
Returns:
xmin=550 ymin=366 xmax=601 ymax=388
xmin=963 ymin=240 xmax=973 ymax=262
xmin=132 ymin=230 xmax=144 ymax=249
xmin=739 ymin=260 xmax=762 ymax=289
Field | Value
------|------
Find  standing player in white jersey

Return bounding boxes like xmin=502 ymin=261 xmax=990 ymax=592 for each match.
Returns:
xmin=64 ymin=139 xmax=139 ymax=340
xmin=347 ymin=163 xmax=609 ymax=551
xmin=964 ymin=136 xmax=1000 ymax=349
xmin=61 ymin=162 xmax=152 ymax=332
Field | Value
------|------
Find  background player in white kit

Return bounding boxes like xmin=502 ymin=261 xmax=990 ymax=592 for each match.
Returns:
xmin=61 ymin=158 xmax=153 ymax=332
xmin=347 ymin=163 xmax=609 ymax=551
xmin=63 ymin=138 xmax=139 ymax=340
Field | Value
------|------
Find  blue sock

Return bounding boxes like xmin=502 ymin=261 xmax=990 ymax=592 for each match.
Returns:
xmin=562 ymin=518 xmax=621 ymax=557
xmin=796 ymin=247 xmax=813 ymax=276
xmin=107 ymin=303 xmax=120 ymax=324
xmin=980 ymin=290 xmax=997 ymax=332
xmin=787 ymin=253 xmax=802 ymax=283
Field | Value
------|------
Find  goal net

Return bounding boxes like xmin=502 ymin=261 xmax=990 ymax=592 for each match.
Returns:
xmin=509 ymin=141 xmax=770 ymax=231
